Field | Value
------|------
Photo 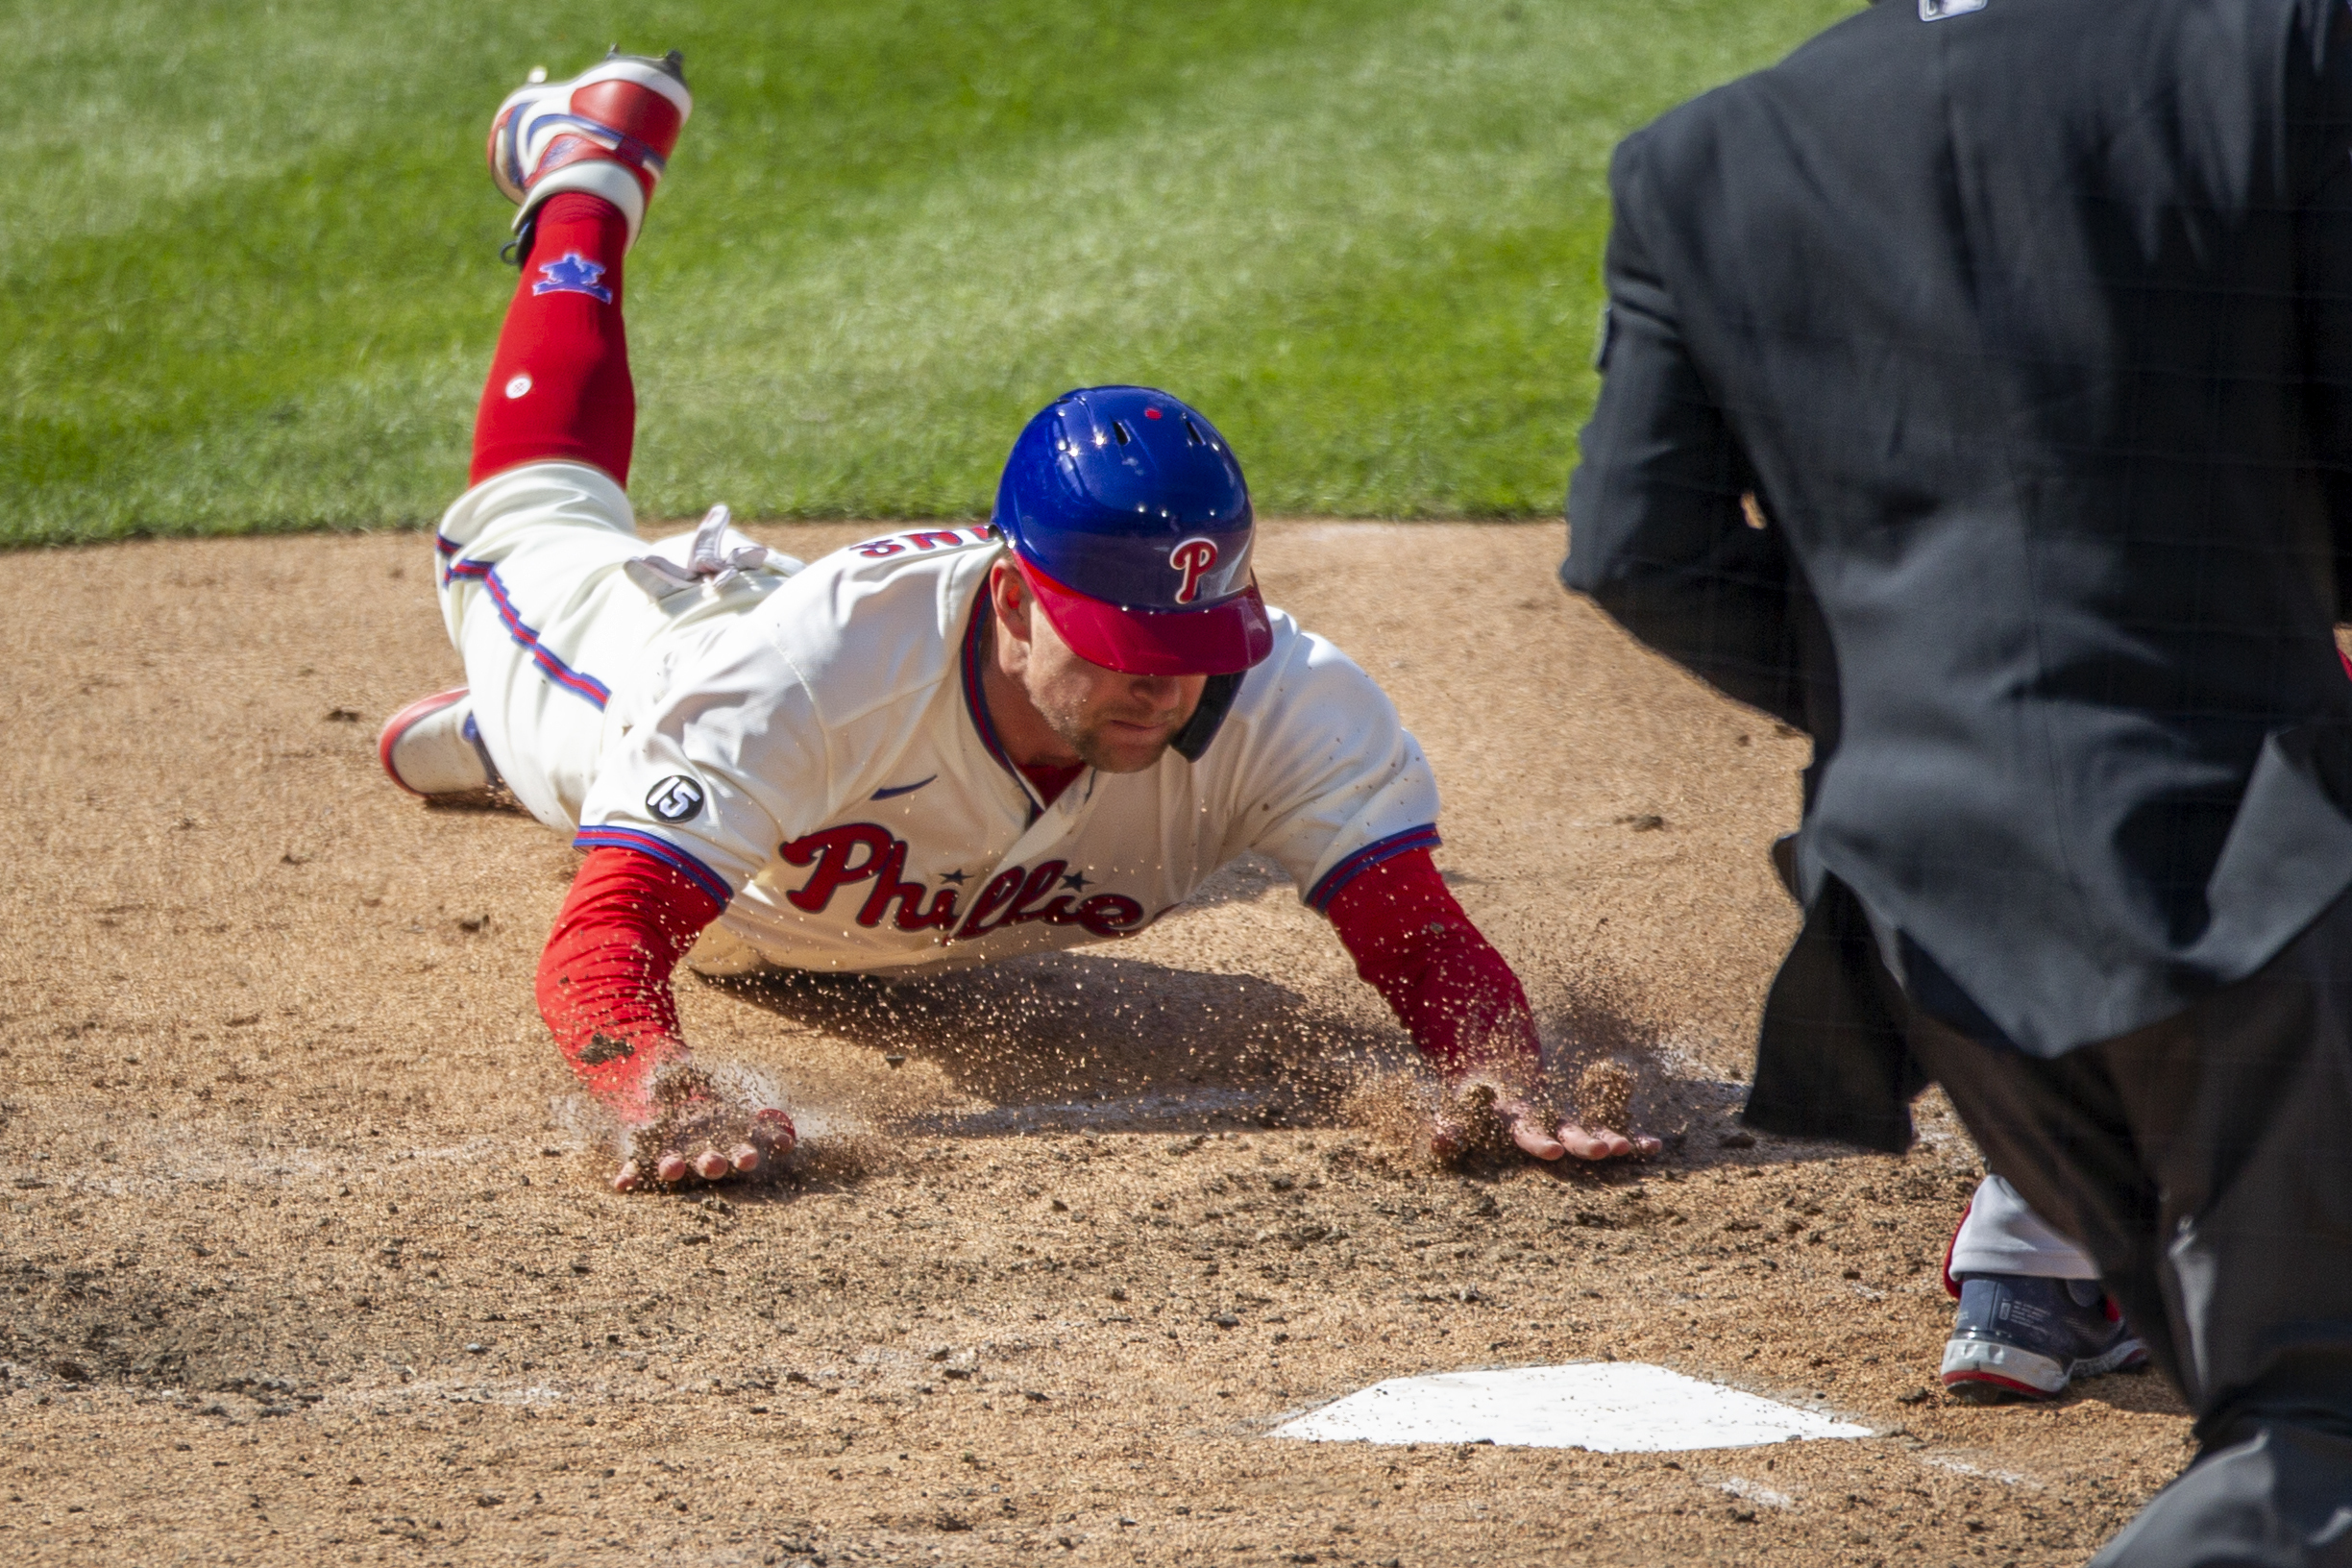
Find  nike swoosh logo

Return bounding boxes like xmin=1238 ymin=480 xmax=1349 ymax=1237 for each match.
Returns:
xmin=870 ymin=775 xmax=939 ymax=800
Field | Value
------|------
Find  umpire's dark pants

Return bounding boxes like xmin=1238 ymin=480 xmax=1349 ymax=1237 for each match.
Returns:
xmin=1904 ymin=894 xmax=2352 ymax=1567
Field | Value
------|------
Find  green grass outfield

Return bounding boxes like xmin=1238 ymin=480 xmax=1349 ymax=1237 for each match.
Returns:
xmin=5 ymin=0 xmax=1856 ymax=546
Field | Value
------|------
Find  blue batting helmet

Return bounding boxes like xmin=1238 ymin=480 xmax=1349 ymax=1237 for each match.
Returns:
xmin=991 ymin=386 xmax=1274 ymax=676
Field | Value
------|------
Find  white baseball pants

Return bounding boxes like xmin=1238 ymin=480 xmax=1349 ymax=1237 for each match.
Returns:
xmin=431 ymin=460 xmax=795 ymax=834
xmin=1949 ymin=1173 xmax=2100 ymax=1280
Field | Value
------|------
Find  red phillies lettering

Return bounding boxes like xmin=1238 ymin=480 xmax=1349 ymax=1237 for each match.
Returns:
xmin=782 ymin=825 xmax=1150 ymax=942
xmin=855 ymin=839 xmax=960 ymax=931
xmin=1006 ymin=870 xmax=1078 ymax=929
xmin=953 ymin=867 xmax=1029 ymax=939
xmin=905 ymin=529 xmax=968 ymax=551
xmin=780 ymin=823 xmax=894 ymax=912
xmin=1072 ymin=893 xmax=1147 ymax=936
xmin=954 ymin=861 xmax=1149 ymax=941
xmin=855 ymin=538 xmax=907 ymax=558
xmin=954 ymin=862 xmax=1070 ymax=940
xmin=995 ymin=861 xmax=1072 ymax=931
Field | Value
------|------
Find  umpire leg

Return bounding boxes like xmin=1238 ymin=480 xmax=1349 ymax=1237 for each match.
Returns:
xmin=1905 ymin=896 xmax=2352 ymax=1567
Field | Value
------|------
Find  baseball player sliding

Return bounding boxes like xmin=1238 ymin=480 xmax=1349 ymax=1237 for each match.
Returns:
xmin=380 ymin=47 xmax=1655 ymax=1190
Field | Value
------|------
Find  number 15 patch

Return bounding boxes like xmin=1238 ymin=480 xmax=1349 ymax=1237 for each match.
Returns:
xmin=646 ymin=774 xmax=706 ymax=823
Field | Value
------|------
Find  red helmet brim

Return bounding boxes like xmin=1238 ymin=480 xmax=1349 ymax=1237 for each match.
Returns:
xmin=1014 ymin=555 xmax=1274 ymax=676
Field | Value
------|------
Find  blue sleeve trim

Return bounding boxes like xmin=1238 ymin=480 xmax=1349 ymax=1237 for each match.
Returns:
xmin=1305 ymin=823 xmax=1443 ymax=913
xmin=573 ymin=827 xmax=736 ymax=908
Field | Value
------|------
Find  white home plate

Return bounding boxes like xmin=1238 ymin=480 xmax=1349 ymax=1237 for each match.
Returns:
xmin=1274 ymin=1362 xmax=1874 ymax=1452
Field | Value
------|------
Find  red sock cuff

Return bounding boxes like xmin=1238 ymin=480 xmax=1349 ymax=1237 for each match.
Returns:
xmin=470 ymin=192 xmax=636 ymax=486
xmin=1325 ymin=849 xmax=1542 ymax=1079
xmin=536 ymin=845 xmax=724 ymax=1122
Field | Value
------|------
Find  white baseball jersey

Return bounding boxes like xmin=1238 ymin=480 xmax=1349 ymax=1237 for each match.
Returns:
xmin=434 ymin=461 xmax=1441 ymax=975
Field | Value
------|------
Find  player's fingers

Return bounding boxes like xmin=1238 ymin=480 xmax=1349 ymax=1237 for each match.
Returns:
xmin=1629 ymin=1133 xmax=1664 ymax=1156
xmin=1509 ymin=1120 xmax=1567 ymax=1162
xmin=612 ymin=1159 xmax=643 ymax=1193
xmin=654 ymin=1151 xmax=691 ymax=1183
xmin=1492 ymin=1096 xmax=1565 ymax=1158
xmin=693 ymin=1148 xmax=731 ymax=1181
xmin=1556 ymin=1122 xmax=1634 ymax=1161
xmin=728 ymin=1142 xmax=760 ymax=1173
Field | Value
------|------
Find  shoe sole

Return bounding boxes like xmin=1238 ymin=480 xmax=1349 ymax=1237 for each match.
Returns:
xmin=1941 ymin=1337 xmax=2068 ymax=1399
xmin=1942 ymin=1371 xmax=2052 ymax=1406
xmin=1940 ymin=1333 xmax=2149 ymax=1404
xmin=378 ymin=687 xmax=471 ymax=796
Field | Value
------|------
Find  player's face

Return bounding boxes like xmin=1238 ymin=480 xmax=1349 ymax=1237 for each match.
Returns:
xmin=995 ymin=568 xmax=1206 ymax=772
xmin=1025 ymin=613 xmax=1206 ymax=772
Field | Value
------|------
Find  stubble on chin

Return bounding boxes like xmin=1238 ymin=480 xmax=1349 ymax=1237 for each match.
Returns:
xmin=1076 ymin=732 xmax=1173 ymax=773
xmin=1036 ymin=695 xmax=1180 ymax=774
xmin=1055 ymin=710 xmax=1171 ymax=772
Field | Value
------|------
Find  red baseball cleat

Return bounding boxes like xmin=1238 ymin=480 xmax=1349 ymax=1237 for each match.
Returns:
xmin=487 ymin=48 xmax=692 ymax=251
xmin=378 ymin=688 xmax=502 ymax=798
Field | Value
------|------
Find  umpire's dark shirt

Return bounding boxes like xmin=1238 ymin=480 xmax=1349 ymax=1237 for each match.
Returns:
xmin=1562 ymin=0 xmax=2352 ymax=1145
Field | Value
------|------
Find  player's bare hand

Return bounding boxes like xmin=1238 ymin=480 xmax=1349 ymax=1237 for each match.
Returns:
xmin=1546 ymin=1115 xmax=1661 ymax=1161
xmin=1493 ymin=1093 xmax=1658 ymax=1162
xmin=616 ymin=1109 xmax=792 ymax=1190
xmin=611 ymin=1066 xmax=795 ymax=1192
xmin=1424 ymin=1069 xmax=1658 ymax=1164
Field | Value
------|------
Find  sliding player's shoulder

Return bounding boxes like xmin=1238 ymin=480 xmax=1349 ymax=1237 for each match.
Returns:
xmin=739 ymin=528 xmax=999 ymax=704
xmin=1224 ymin=608 xmax=1403 ymax=731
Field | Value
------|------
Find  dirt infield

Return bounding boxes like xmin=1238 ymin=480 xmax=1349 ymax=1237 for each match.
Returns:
xmin=0 ymin=523 xmax=2190 ymax=1565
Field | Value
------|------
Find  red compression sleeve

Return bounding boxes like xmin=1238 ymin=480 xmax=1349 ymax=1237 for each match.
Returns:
xmin=535 ymin=846 xmax=723 ymax=1123
xmin=1325 ymin=849 xmax=1542 ymax=1080
xmin=470 ymin=192 xmax=637 ymax=484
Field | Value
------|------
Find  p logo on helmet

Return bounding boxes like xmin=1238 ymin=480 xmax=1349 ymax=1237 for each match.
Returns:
xmin=1168 ymin=538 xmax=1219 ymax=604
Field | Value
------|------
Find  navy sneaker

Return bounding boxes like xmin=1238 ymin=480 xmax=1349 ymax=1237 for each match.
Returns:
xmin=1940 ymin=1273 xmax=2148 ymax=1404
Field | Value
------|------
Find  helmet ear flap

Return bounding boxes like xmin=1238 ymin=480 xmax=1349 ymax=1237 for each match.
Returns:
xmin=1171 ymin=672 xmax=1244 ymax=762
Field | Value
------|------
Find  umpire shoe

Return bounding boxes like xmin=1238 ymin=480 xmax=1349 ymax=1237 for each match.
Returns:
xmin=487 ymin=48 xmax=692 ymax=251
xmin=379 ymin=688 xmax=503 ymax=799
xmin=1940 ymin=1273 xmax=2148 ymax=1404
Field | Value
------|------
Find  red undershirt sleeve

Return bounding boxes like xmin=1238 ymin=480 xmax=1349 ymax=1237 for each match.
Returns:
xmin=535 ymin=845 xmax=725 ymax=1123
xmin=1322 ymin=848 xmax=1542 ymax=1081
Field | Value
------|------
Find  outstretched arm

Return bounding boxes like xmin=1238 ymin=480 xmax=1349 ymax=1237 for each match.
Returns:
xmin=537 ymin=846 xmax=795 ymax=1188
xmin=1324 ymin=849 xmax=1655 ymax=1162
